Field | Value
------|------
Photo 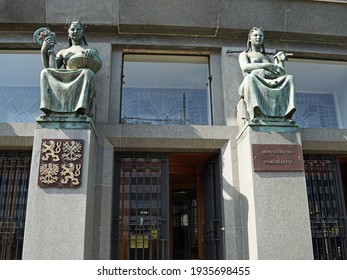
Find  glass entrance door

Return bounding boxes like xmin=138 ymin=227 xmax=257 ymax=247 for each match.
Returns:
xmin=169 ymin=153 xmax=222 ymax=260
xmin=112 ymin=152 xmax=223 ymax=260
xmin=112 ymin=155 xmax=169 ymax=260
xmin=172 ymin=188 xmax=198 ymax=259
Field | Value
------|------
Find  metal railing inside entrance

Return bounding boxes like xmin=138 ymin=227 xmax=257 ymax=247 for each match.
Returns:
xmin=0 ymin=153 xmax=31 ymax=260
xmin=112 ymin=155 xmax=168 ymax=260
xmin=304 ymin=155 xmax=347 ymax=260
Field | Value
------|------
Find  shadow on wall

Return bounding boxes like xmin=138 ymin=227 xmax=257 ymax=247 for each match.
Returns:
xmin=221 ymin=168 xmax=249 ymax=260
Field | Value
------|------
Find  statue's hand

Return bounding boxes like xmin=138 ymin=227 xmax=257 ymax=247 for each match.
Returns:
xmin=265 ymin=63 xmax=278 ymax=73
xmin=82 ymin=49 xmax=96 ymax=58
xmin=265 ymin=63 xmax=285 ymax=76
xmin=277 ymin=52 xmax=287 ymax=62
xmin=275 ymin=66 xmax=285 ymax=76
xmin=41 ymin=36 xmax=56 ymax=53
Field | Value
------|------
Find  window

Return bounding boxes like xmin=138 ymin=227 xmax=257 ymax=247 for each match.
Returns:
xmin=286 ymin=59 xmax=347 ymax=128
xmin=304 ymin=155 xmax=347 ymax=259
xmin=0 ymin=51 xmax=42 ymax=123
xmin=121 ymin=54 xmax=212 ymax=125
xmin=294 ymin=92 xmax=338 ymax=128
xmin=0 ymin=151 xmax=31 ymax=259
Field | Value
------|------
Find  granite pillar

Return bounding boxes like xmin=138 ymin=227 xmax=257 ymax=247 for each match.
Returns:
xmin=22 ymin=125 xmax=96 ymax=259
xmin=237 ymin=124 xmax=313 ymax=259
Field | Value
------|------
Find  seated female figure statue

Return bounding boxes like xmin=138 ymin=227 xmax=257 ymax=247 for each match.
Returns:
xmin=36 ymin=20 xmax=102 ymax=119
xmin=238 ymin=27 xmax=295 ymax=123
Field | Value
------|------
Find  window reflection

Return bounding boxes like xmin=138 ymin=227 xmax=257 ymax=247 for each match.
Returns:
xmin=121 ymin=55 xmax=212 ymax=125
xmin=293 ymin=92 xmax=338 ymax=128
xmin=286 ymin=59 xmax=347 ymax=129
xmin=0 ymin=52 xmax=42 ymax=123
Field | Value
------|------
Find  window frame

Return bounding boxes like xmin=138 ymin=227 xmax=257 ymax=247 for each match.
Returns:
xmin=119 ymin=52 xmax=213 ymax=126
xmin=286 ymin=58 xmax=347 ymax=129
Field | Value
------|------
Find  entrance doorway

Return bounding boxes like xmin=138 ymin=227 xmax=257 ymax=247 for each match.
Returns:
xmin=169 ymin=153 xmax=210 ymax=260
xmin=112 ymin=152 xmax=223 ymax=260
xmin=172 ymin=188 xmax=198 ymax=259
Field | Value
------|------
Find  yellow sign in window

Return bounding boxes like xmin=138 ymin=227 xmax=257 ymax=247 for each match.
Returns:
xmin=130 ymin=235 xmax=149 ymax=249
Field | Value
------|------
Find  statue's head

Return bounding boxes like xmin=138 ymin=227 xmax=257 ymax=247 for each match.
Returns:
xmin=246 ymin=27 xmax=265 ymax=53
xmin=66 ymin=20 xmax=88 ymax=46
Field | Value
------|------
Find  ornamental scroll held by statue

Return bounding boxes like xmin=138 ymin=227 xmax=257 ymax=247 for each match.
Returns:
xmin=238 ymin=27 xmax=296 ymax=124
xmin=33 ymin=21 xmax=102 ymax=122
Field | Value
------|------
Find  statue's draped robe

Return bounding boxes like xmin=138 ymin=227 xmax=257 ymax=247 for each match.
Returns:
xmin=239 ymin=69 xmax=295 ymax=120
xmin=40 ymin=68 xmax=95 ymax=115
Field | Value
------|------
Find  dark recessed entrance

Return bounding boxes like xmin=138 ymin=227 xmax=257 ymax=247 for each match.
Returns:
xmin=112 ymin=152 xmax=223 ymax=260
xmin=169 ymin=153 xmax=212 ymax=260
xmin=172 ymin=188 xmax=197 ymax=259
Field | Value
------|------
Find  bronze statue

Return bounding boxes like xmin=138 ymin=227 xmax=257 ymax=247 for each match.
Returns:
xmin=238 ymin=27 xmax=295 ymax=123
xmin=34 ymin=21 xmax=102 ymax=120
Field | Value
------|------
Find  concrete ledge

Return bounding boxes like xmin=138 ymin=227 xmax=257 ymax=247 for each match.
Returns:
xmin=300 ymin=128 xmax=347 ymax=152
xmin=96 ymin=124 xmax=236 ymax=151
xmin=0 ymin=123 xmax=36 ymax=148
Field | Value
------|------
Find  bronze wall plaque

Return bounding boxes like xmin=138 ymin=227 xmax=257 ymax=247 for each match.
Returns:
xmin=252 ymin=144 xmax=304 ymax=172
xmin=38 ymin=139 xmax=84 ymax=188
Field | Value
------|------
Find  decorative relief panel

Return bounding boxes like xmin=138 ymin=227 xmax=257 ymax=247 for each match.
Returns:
xmin=38 ymin=139 xmax=84 ymax=188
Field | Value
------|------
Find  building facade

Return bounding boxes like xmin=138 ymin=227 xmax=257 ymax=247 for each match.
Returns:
xmin=1 ymin=0 xmax=347 ymax=260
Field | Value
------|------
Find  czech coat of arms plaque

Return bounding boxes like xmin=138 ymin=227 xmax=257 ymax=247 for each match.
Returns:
xmin=38 ymin=139 xmax=84 ymax=188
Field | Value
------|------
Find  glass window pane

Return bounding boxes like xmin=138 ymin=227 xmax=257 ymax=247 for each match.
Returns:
xmin=286 ymin=59 xmax=347 ymax=128
xmin=0 ymin=52 xmax=42 ymax=123
xmin=121 ymin=54 xmax=211 ymax=125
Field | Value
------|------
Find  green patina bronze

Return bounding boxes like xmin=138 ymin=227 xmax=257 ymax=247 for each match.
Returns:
xmin=238 ymin=27 xmax=296 ymax=129
xmin=33 ymin=21 xmax=102 ymax=126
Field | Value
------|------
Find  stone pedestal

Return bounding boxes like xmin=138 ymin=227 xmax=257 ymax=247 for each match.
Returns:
xmin=22 ymin=125 xmax=96 ymax=259
xmin=237 ymin=124 xmax=313 ymax=259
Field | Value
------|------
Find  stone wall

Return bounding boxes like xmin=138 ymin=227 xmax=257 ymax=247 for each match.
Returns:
xmin=2 ymin=0 xmax=347 ymax=45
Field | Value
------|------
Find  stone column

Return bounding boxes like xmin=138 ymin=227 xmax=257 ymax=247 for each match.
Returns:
xmin=221 ymin=47 xmax=244 ymax=126
xmin=237 ymin=124 xmax=313 ymax=259
xmin=22 ymin=124 xmax=96 ymax=259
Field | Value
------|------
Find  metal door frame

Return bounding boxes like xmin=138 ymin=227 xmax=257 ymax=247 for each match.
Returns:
xmin=203 ymin=154 xmax=224 ymax=260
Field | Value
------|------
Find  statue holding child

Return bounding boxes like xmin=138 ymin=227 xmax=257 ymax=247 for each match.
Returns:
xmin=238 ymin=27 xmax=295 ymax=124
